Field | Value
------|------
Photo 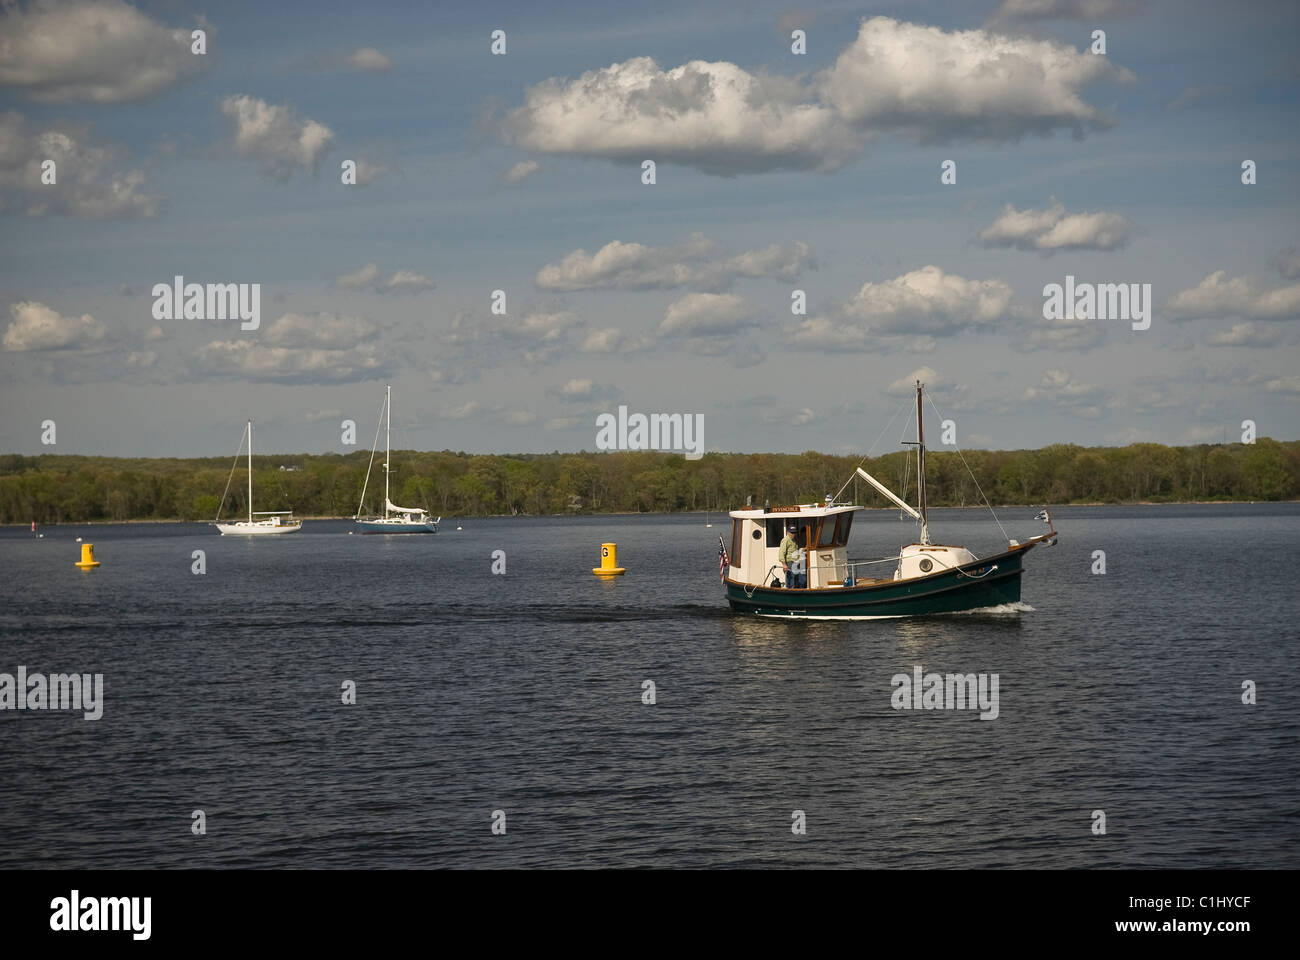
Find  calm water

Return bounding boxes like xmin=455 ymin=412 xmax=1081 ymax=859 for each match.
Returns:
xmin=1 ymin=504 xmax=1296 ymax=868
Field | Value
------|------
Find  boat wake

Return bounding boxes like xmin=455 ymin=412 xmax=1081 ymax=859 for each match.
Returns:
xmin=949 ymin=601 xmax=1035 ymax=615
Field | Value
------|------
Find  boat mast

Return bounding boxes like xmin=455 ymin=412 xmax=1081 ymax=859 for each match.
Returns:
xmin=916 ymin=381 xmax=930 ymax=545
xmin=247 ymin=419 xmax=254 ymax=524
xmin=384 ymin=384 xmax=391 ymax=520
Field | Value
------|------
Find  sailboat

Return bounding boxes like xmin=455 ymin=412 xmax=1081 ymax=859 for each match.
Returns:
xmin=214 ymin=420 xmax=302 ymax=535
xmin=718 ymin=381 xmax=1057 ymax=618
xmin=355 ymin=385 xmax=440 ymax=534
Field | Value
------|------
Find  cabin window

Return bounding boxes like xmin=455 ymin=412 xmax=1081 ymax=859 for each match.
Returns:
xmin=838 ymin=513 xmax=853 ymax=545
xmin=730 ymin=520 xmax=742 ymax=569
xmin=818 ymin=517 xmax=838 ymax=547
xmin=765 ymin=518 xmax=786 ymax=547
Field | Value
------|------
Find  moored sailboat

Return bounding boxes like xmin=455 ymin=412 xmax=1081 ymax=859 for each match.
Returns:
xmin=719 ymin=381 xmax=1057 ymax=618
xmin=354 ymin=385 xmax=440 ymax=534
xmin=213 ymin=420 xmax=302 ymax=535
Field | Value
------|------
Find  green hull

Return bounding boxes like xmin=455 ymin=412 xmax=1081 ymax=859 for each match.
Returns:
xmin=725 ymin=545 xmax=1034 ymax=618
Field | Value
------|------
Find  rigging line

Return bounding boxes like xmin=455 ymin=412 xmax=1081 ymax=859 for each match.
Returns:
xmin=354 ymin=393 xmax=387 ymax=519
xmin=830 ymin=397 xmax=911 ymax=503
xmin=214 ymin=422 xmax=246 ymax=523
xmin=924 ymin=392 xmax=1009 ymax=541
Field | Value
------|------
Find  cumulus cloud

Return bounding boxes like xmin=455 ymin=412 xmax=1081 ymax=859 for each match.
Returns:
xmin=794 ymin=265 xmax=1015 ymax=352
xmin=3 ymin=300 xmax=107 ymax=351
xmin=660 ymin=293 xmax=754 ymax=336
xmin=0 ymin=111 xmax=158 ymax=218
xmin=0 ymin=0 xmax=207 ymax=103
xmin=445 ymin=308 xmax=586 ymax=368
xmin=502 ymin=17 xmax=1131 ymax=175
xmin=345 ymin=47 xmax=392 ymax=72
xmin=221 ymin=95 xmax=334 ymax=180
xmin=977 ymin=200 xmax=1133 ymax=252
xmin=505 ymin=160 xmax=539 ymax=182
xmin=822 ymin=18 xmax=1133 ymax=144
xmin=1205 ymin=322 xmax=1285 ymax=348
xmin=195 ymin=311 xmax=383 ymax=383
xmin=260 ymin=312 xmax=379 ymax=349
xmin=990 ymin=0 xmax=1144 ymax=23
xmin=1167 ymin=271 xmax=1300 ymax=321
xmin=335 ymin=263 xmax=434 ymax=294
xmin=503 ymin=56 xmax=855 ymax=175
xmin=536 ymin=234 xmax=812 ymax=292
xmin=1023 ymin=368 xmax=1114 ymax=419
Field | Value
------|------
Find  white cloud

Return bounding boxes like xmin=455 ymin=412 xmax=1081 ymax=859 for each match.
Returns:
xmin=560 ymin=378 xmax=594 ymax=398
xmin=445 ymin=308 xmax=586 ymax=368
xmin=0 ymin=0 xmax=207 ymax=103
xmin=503 ymin=19 xmax=1130 ymax=175
xmin=350 ymin=157 xmax=388 ymax=186
xmin=887 ymin=367 xmax=942 ymax=395
xmin=345 ymin=47 xmax=392 ymax=72
xmin=820 ymin=17 xmax=1132 ymax=144
xmin=3 ymin=300 xmax=106 ymax=351
xmin=977 ymin=200 xmax=1133 ymax=252
xmin=260 ymin=312 xmax=379 ymax=349
xmin=221 ymin=95 xmax=334 ymax=181
xmin=503 ymin=56 xmax=857 ymax=175
xmin=1167 ymin=271 xmax=1300 ymax=321
xmin=660 ymin=293 xmax=754 ymax=336
xmin=536 ymin=234 xmax=812 ymax=291
xmin=0 ymin=111 xmax=158 ymax=218
xmin=505 ymin=160 xmax=539 ymax=183
xmin=1264 ymin=376 xmax=1300 ymax=396
xmin=795 ymin=266 xmax=1014 ymax=350
xmin=194 ymin=310 xmax=383 ymax=383
xmin=195 ymin=340 xmax=382 ymax=383
xmin=335 ymin=263 xmax=434 ymax=294
xmin=1205 ymin=322 xmax=1285 ymax=348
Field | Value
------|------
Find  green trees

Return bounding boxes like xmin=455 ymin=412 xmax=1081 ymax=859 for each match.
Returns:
xmin=0 ymin=440 xmax=1296 ymax=523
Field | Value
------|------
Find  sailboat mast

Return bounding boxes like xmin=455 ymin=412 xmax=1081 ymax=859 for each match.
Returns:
xmin=247 ymin=419 xmax=254 ymax=524
xmin=916 ymin=381 xmax=929 ymax=545
xmin=384 ymin=384 xmax=391 ymax=520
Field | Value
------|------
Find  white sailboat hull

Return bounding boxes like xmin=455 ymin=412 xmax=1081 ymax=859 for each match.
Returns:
xmin=215 ymin=519 xmax=302 ymax=535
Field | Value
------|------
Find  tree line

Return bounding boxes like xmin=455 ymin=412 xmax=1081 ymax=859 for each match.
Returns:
xmin=0 ymin=438 xmax=1295 ymax=524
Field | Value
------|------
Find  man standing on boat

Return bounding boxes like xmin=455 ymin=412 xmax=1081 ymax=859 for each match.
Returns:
xmin=780 ymin=524 xmax=805 ymax=588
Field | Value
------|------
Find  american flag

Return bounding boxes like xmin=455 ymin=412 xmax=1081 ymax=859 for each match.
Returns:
xmin=1034 ymin=509 xmax=1050 ymax=523
xmin=717 ymin=535 xmax=729 ymax=583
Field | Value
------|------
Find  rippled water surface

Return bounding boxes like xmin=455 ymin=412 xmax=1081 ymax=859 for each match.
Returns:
xmin=1 ymin=504 xmax=1296 ymax=868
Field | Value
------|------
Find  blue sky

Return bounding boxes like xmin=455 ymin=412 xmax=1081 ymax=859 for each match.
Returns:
xmin=1 ymin=0 xmax=1298 ymax=457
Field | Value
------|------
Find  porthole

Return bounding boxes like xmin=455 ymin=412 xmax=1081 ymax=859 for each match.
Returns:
xmin=918 ymin=558 xmax=933 ymax=573
xmin=752 ymin=529 xmax=763 ymax=539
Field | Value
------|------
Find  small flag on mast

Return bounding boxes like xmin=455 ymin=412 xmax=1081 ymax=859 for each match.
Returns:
xmin=717 ymin=535 xmax=729 ymax=583
xmin=1034 ymin=509 xmax=1050 ymax=523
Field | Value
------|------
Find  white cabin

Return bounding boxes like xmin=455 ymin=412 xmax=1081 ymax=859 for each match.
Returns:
xmin=726 ymin=503 xmax=862 ymax=589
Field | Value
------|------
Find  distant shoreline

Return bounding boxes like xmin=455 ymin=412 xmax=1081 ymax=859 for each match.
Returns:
xmin=7 ymin=500 xmax=1296 ymax=527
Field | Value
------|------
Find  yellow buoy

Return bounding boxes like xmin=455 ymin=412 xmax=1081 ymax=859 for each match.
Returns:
xmin=592 ymin=542 xmax=626 ymax=576
xmin=75 ymin=543 xmax=100 ymax=569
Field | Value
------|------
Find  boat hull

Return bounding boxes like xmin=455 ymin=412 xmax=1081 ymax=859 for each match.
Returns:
xmin=356 ymin=519 xmax=437 ymax=534
xmin=215 ymin=521 xmax=302 ymax=535
xmin=725 ymin=545 xmax=1033 ymax=619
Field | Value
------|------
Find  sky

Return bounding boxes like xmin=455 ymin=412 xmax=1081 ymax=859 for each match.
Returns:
xmin=1 ymin=0 xmax=1297 ymax=458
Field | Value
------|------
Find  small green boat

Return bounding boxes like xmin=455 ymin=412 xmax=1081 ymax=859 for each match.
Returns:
xmin=719 ymin=380 xmax=1057 ymax=619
